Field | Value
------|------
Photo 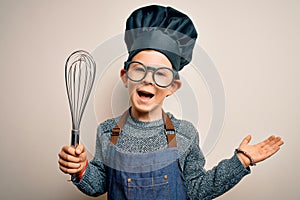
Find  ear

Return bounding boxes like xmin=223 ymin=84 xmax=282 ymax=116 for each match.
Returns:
xmin=166 ymin=79 xmax=182 ymax=96
xmin=120 ymin=69 xmax=128 ymax=88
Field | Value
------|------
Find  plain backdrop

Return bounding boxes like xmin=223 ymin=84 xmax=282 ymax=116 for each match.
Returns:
xmin=0 ymin=0 xmax=299 ymax=199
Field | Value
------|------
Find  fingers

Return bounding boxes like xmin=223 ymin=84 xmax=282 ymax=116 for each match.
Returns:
xmin=263 ymin=135 xmax=284 ymax=149
xmin=75 ymin=144 xmax=85 ymax=155
xmin=58 ymin=158 xmax=81 ymax=174
xmin=58 ymin=146 xmax=81 ymax=163
xmin=270 ymin=136 xmax=284 ymax=153
xmin=274 ymin=136 xmax=284 ymax=146
xmin=58 ymin=145 xmax=87 ymax=174
xmin=59 ymin=161 xmax=83 ymax=174
xmin=59 ymin=158 xmax=80 ymax=169
xmin=259 ymin=135 xmax=284 ymax=160
xmin=75 ymin=145 xmax=87 ymax=164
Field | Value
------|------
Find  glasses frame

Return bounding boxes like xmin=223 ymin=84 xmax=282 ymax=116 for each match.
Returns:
xmin=124 ymin=61 xmax=179 ymax=88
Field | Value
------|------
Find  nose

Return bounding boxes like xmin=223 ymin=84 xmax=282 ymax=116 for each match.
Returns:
xmin=142 ymin=67 xmax=155 ymax=85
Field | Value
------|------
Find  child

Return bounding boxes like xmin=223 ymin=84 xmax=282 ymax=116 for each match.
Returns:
xmin=58 ymin=5 xmax=284 ymax=200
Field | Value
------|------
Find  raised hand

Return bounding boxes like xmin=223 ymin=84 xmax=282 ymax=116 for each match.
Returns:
xmin=236 ymin=135 xmax=284 ymax=167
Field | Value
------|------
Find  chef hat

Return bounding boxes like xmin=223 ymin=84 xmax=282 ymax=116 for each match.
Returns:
xmin=124 ymin=5 xmax=198 ymax=71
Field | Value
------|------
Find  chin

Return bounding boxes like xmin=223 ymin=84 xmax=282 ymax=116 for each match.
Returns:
xmin=131 ymin=100 xmax=163 ymax=120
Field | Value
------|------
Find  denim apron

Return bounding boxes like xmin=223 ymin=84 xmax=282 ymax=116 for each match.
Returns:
xmin=104 ymin=109 xmax=187 ymax=200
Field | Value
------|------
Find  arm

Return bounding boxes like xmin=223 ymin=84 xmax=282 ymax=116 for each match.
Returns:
xmin=72 ymin=157 xmax=107 ymax=197
xmin=183 ymin=136 xmax=250 ymax=200
xmin=183 ymin=131 xmax=284 ymax=199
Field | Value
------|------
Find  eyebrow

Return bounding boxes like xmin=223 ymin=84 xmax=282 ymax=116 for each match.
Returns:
xmin=131 ymin=60 xmax=172 ymax=69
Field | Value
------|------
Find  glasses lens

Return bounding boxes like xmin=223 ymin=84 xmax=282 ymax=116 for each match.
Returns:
xmin=127 ymin=62 xmax=146 ymax=81
xmin=154 ymin=68 xmax=174 ymax=87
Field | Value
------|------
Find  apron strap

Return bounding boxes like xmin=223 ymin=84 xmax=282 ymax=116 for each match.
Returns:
xmin=163 ymin=112 xmax=177 ymax=148
xmin=110 ymin=110 xmax=129 ymax=145
xmin=110 ymin=109 xmax=177 ymax=148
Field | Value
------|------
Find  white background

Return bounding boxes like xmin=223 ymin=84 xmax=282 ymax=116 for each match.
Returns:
xmin=0 ymin=0 xmax=299 ymax=199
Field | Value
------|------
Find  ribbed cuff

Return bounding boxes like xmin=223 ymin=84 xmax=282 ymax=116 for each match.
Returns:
xmin=231 ymin=152 xmax=251 ymax=176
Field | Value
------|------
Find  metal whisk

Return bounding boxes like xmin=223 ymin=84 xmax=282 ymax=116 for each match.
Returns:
xmin=65 ymin=50 xmax=96 ymax=147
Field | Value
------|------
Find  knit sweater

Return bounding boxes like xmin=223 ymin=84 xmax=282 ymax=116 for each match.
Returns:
xmin=74 ymin=112 xmax=250 ymax=199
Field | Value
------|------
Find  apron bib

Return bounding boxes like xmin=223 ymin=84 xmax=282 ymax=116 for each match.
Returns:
xmin=104 ymin=110 xmax=187 ymax=200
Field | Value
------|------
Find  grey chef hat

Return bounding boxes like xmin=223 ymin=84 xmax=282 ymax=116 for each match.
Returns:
xmin=124 ymin=5 xmax=198 ymax=71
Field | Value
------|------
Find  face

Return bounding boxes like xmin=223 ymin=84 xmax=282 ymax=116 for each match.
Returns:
xmin=120 ymin=50 xmax=181 ymax=121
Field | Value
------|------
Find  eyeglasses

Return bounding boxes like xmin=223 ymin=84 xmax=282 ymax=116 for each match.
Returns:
xmin=124 ymin=61 xmax=179 ymax=88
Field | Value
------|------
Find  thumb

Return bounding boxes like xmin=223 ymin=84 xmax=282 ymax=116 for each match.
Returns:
xmin=75 ymin=144 xmax=85 ymax=155
xmin=240 ymin=135 xmax=252 ymax=146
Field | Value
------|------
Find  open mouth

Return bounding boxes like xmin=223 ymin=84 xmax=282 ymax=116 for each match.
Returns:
xmin=137 ymin=91 xmax=154 ymax=99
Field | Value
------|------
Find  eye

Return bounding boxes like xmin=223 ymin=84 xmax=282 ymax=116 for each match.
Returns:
xmin=156 ymin=71 xmax=167 ymax=77
xmin=134 ymin=66 xmax=146 ymax=72
xmin=130 ymin=63 xmax=145 ymax=72
xmin=155 ymin=68 xmax=173 ymax=78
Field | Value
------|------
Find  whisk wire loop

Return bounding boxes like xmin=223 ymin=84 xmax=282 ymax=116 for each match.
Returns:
xmin=65 ymin=50 xmax=96 ymax=146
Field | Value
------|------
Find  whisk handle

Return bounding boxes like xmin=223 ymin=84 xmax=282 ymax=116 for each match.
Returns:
xmin=70 ymin=129 xmax=80 ymax=181
xmin=71 ymin=129 xmax=80 ymax=147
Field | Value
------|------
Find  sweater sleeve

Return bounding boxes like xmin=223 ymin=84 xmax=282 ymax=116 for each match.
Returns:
xmin=181 ymin=123 xmax=251 ymax=199
xmin=72 ymin=158 xmax=107 ymax=197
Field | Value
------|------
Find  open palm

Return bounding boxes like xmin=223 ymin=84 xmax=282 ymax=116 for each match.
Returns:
xmin=238 ymin=135 xmax=284 ymax=166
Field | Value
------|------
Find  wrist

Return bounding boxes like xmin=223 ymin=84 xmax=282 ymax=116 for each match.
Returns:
xmin=77 ymin=160 xmax=88 ymax=180
xmin=237 ymin=153 xmax=250 ymax=167
xmin=235 ymin=149 xmax=256 ymax=167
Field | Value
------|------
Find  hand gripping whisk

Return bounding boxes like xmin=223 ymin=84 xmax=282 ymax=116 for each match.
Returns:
xmin=65 ymin=50 xmax=96 ymax=147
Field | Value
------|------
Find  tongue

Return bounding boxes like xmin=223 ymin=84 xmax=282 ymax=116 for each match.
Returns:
xmin=140 ymin=95 xmax=152 ymax=101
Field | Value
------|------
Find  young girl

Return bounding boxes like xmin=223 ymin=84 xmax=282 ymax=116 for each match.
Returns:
xmin=58 ymin=5 xmax=283 ymax=200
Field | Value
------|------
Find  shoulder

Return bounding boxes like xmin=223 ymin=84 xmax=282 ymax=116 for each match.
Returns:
xmin=167 ymin=112 xmax=198 ymax=139
xmin=97 ymin=116 xmax=120 ymax=134
xmin=167 ymin=112 xmax=199 ymax=153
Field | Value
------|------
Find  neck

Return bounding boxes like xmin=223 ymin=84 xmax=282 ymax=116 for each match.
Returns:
xmin=130 ymin=107 xmax=163 ymax=122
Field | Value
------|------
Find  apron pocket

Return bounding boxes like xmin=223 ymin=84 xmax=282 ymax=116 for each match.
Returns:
xmin=126 ymin=175 xmax=170 ymax=200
